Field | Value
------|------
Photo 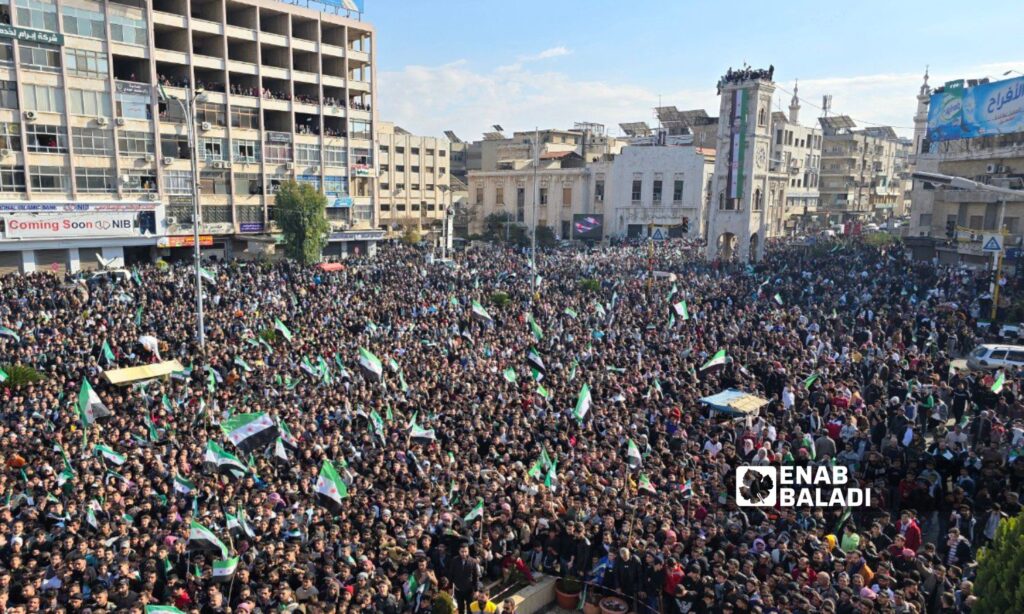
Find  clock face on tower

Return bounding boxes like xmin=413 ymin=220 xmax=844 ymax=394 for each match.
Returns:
xmin=755 ymin=146 xmax=767 ymax=169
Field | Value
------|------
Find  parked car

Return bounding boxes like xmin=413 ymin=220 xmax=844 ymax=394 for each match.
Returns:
xmin=966 ymin=344 xmax=1024 ymax=371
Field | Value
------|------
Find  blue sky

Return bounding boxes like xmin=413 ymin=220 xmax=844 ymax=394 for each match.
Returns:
xmin=368 ymin=0 xmax=1024 ymax=140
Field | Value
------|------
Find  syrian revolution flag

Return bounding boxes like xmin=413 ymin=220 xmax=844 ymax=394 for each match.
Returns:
xmin=358 ymin=347 xmax=383 ymax=381
xmin=564 ymin=307 xmax=578 ymax=319
xmin=700 ymin=349 xmax=727 ymax=371
xmin=278 ymin=420 xmax=299 ymax=449
xmin=526 ymin=348 xmax=545 ymax=374
xmin=274 ymin=318 xmax=294 ymax=342
xmin=94 ymin=444 xmax=125 ymax=465
xmin=627 ymin=439 xmax=642 ymax=468
xmin=173 ymin=474 xmax=195 ymax=494
xmin=220 ymin=413 xmax=278 ymax=455
xmin=198 ymin=267 xmax=216 ymax=284
xmin=188 ymin=520 xmax=229 ymax=558
xmin=78 ymin=379 xmax=111 ymax=425
xmin=638 ymin=473 xmax=656 ymax=494
xmin=527 ymin=313 xmax=543 ymax=341
xmin=0 ymin=326 xmax=20 ymax=342
xmin=573 ymin=383 xmax=592 ymax=422
xmin=992 ymin=370 xmax=1006 ymax=394
xmin=204 ymin=441 xmax=248 ymax=477
xmin=673 ymin=300 xmax=690 ymax=321
xmin=212 ymin=557 xmax=239 ymax=582
xmin=773 ymin=293 xmax=783 ymax=305
xmin=146 ymin=606 xmax=186 ymax=614
xmin=101 ymin=340 xmax=116 ymax=364
xmin=803 ymin=373 xmax=819 ymax=389
xmin=226 ymin=510 xmax=255 ymax=540
xmin=316 ymin=459 xmax=349 ymax=512
xmin=471 ymin=300 xmax=493 ymax=323
xmin=463 ymin=499 xmax=484 ymax=524
xmin=502 ymin=368 xmax=517 ymax=383
xmin=409 ymin=417 xmax=436 ymax=443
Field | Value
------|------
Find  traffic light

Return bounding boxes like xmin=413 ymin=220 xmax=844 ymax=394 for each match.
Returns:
xmin=945 ymin=220 xmax=956 ymax=239
xmin=681 ymin=217 xmax=689 ymax=234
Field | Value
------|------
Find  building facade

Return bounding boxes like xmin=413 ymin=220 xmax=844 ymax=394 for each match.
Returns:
xmin=607 ymin=141 xmax=714 ymax=239
xmin=770 ymin=84 xmax=822 ymax=235
xmin=376 ymin=121 xmax=449 ymax=234
xmin=0 ymin=0 xmax=378 ymax=273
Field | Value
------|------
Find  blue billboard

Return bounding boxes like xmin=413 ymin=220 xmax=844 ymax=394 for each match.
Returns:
xmin=928 ymin=76 xmax=1024 ymax=142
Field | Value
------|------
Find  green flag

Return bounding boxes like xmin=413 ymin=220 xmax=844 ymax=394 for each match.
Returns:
xmin=537 ymin=383 xmax=551 ymax=400
xmin=78 ymin=379 xmax=111 ymax=425
xmin=573 ymin=383 xmax=592 ymax=421
xmin=700 ymin=349 xmax=727 ymax=371
xmin=274 ymin=318 xmax=294 ymax=342
xmin=803 ymin=373 xmax=819 ymax=389
xmin=502 ymin=368 xmax=517 ymax=383
xmin=673 ymin=300 xmax=689 ymax=321
xmin=101 ymin=340 xmax=116 ymax=364
xmin=134 ymin=305 xmax=143 ymax=326
xmin=527 ymin=313 xmax=543 ymax=341
xmin=992 ymin=370 xmax=1006 ymax=394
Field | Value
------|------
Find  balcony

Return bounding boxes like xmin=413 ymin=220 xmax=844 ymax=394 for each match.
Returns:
xmin=153 ymin=11 xmax=187 ymax=28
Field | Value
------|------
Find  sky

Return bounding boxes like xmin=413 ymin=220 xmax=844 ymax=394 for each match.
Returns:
xmin=366 ymin=0 xmax=1024 ymax=141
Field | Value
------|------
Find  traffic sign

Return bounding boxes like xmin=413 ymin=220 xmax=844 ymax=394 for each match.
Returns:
xmin=982 ymin=234 xmax=1003 ymax=252
xmin=650 ymin=227 xmax=667 ymax=241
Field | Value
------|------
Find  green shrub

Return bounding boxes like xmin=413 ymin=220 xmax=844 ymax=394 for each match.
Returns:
xmin=0 ymin=364 xmax=45 ymax=387
xmin=490 ymin=291 xmax=510 ymax=308
xmin=975 ymin=513 xmax=1024 ymax=613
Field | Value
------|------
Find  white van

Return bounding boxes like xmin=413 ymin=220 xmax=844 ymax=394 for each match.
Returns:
xmin=966 ymin=344 xmax=1024 ymax=371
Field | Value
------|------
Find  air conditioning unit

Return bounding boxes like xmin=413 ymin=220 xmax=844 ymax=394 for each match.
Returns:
xmin=96 ymin=117 xmax=109 ymax=127
xmin=116 ymin=118 xmax=126 ymax=126
xmin=162 ymin=157 xmax=174 ymax=166
xmin=165 ymin=216 xmax=177 ymax=225
xmin=23 ymin=111 xmax=37 ymax=121
xmin=144 ymin=154 xmax=155 ymax=163
xmin=986 ymin=163 xmax=999 ymax=174
xmin=145 ymin=193 xmax=158 ymax=200
xmin=213 ymin=161 xmax=225 ymax=169
xmin=310 ymin=166 xmax=320 ymax=173
xmin=222 ymin=161 xmax=232 ymax=169
xmin=285 ymin=162 xmax=295 ymax=170
xmin=0 ymin=149 xmax=10 ymax=158
xmin=200 ymin=121 xmax=212 ymax=131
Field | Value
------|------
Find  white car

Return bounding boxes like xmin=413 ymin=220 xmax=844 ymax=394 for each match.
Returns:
xmin=966 ymin=344 xmax=1024 ymax=371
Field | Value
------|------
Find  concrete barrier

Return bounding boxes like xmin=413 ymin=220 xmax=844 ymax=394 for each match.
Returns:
xmin=502 ymin=575 xmax=557 ymax=614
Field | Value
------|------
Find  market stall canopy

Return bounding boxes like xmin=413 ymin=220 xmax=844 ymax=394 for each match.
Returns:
xmin=104 ymin=360 xmax=185 ymax=386
xmin=700 ymin=389 xmax=770 ymax=417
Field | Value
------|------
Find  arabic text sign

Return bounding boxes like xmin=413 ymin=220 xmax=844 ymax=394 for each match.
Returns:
xmin=0 ymin=24 xmax=64 ymax=46
xmin=927 ymin=76 xmax=1024 ymax=142
xmin=3 ymin=213 xmax=137 ymax=238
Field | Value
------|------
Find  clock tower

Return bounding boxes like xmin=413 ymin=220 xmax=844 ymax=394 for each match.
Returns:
xmin=706 ymin=67 xmax=777 ymax=262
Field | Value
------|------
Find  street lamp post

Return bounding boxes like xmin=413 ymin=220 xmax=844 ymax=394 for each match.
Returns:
xmin=913 ymin=171 xmax=1024 ymax=320
xmin=161 ymin=84 xmax=206 ymax=350
xmin=530 ymin=127 xmax=539 ymax=300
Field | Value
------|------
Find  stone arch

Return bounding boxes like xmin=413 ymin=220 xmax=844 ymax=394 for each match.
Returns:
xmin=717 ymin=232 xmax=737 ymax=261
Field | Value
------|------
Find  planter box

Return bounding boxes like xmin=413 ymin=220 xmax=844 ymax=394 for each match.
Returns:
xmin=502 ymin=575 xmax=557 ymax=614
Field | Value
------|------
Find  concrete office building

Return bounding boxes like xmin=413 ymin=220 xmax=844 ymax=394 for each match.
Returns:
xmin=0 ymin=0 xmax=379 ymax=273
xmin=770 ymin=84 xmax=822 ymax=235
xmin=376 ymin=121 xmax=449 ymax=234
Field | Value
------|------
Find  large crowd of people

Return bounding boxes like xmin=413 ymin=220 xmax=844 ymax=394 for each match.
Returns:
xmin=0 ymin=239 xmax=1020 ymax=614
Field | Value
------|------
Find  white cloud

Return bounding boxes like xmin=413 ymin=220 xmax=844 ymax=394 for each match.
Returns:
xmin=379 ymin=57 xmax=1024 ymax=141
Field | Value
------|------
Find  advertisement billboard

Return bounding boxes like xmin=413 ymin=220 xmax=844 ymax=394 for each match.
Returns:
xmin=3 ymin=212 xmax=138 ymax=239
xmin=927 ymin=76 xmax=1024 ymax=142
xmin=571 ymin=214 xmax=604 ymax=240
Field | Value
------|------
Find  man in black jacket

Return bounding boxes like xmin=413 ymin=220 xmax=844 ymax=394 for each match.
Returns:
xmin=446 ymin=544 xmax=481 ymax=614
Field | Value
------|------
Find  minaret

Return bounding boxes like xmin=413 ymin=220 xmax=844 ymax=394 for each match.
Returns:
xmin=912 ymin=67 xmax=931 ymax=158
xmin=788 ymin=80 xmax=800 ymax=124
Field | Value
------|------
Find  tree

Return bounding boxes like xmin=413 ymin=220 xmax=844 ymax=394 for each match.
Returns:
xmin=400 ymin=227 xmax=422 ymax=245
xmin=482 ymin=212 xmax=525 ymax=244
xmin=274 ymin=180 xmax=329 ymax=265
xmin=975 ymin=513 xmax=1024 ymax=613
xmin=535 ymin=225 xmax=557 ymax=248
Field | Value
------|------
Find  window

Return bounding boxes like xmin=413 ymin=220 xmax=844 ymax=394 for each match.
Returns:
xmin=0 ymin=124 xmax=20 ymax=150
xmin=200 ymin=137 xmax=224 ymax=161
xmin=969 ymin=215 xmax=983 ymax=230
xmin=495 ymin=186 xmax=503 ymax=205
xmin=263 ymin=142 xmax=291 ymax=163
xmin=753 ymin=189 xmax=763 ymax=211
xmin=0 ymin=43 xmax=12 ymax=65
xmin=116 ymin=91 xmax=150 ymax=120
xmin=109 ymin=8 xmax=147 ymax=46
xmin=652 ymin=180 xmax=662 ymax=204
xmin=164 ymin=170 xmax=193 ymax=195
xmin=119 ymin=131 xmax=154 ymax=155
xmin=195 ymin=103 xmax=226 ymax=127
xmin=230 ymin=106 xmax=258 ymax=129
xmin=22 ymin=84 xmax=64 ymax=113
xmin=75 ymin=167 xmax=114 ymax=192
xmin=65 ymin=48 xmax=107 ymax=78
xmin=324 ymin=175 xmax=347 ymax=195
xmin=232 ymin=140 xmax=260 ymax=163
xmin=631 ymin=179 xmax=642 ymax=202
xmin=411 ymin=147 xmax=419 ymax=155
xmin=475 ymin=187 xmax=482 ymax=204
xmin=203 ymin=205 xmax=232 ymax=223
xmin=266 ymin=174 xmax=288 ymax=194
xmin=595 ymin=179 xmax=604 ymax=202
xmin=349 ymin=120 xmax=370 ymax=139
xmin=562 ymin=186 xmax=572 ymax=207
xmin=918 ymin=213 xmax=932 ymax=228
xmin=758 ymin=107 xmax=766 ymax=126
xmin=26 ymin=125 xmax=67 ymax=153
xmin=68 ymin=89 xmax=112 ymax=116
xmin=776 ymin=130 xmax=783 ymax=145
xmin=395 ymin=146 xmax=404 ymax=154
xmin=20 ymin=43 xmax=60 ymax=72
xmin=351 ymin=148 xmax=372 ymax=166
xmin=296 ymin=174 xmax=321 ymax=191
xmin=324 ymin=146 xmax=346 ymax=166
xmin=395 ymin=165 xmax=405 ymax=173
xmin=411 ymin=184 xmax=420 ymax=191
xmin=73 ymin=127 xmax=113 ymax=156
xmin=411 ymin=165 xmax=419 ymax=173
xmin=1006 ymin=217 xmax=1020 ymax=235
xmin=199 ymin=170 xmax=229 ymax=195
xmin=161 ymin=135 xmax=191 ymax=159
xmin=439 ymin=150 xmax=447 ymax=157
xmin=123 ymin=170 xmax=157 ymax=193
xmin=18 ymin=0 xmax=58 ymax=32
xmin=62 ymin=2 xmax=105 ymax=38
xmin=233 ymin=173 xmax=261 ymax=196
xmin=0 ymin=82 xmax=16 ymax=110
xmin=379 ymin=164 xmax=389 ymax=173
xmin=29 ymin=165 xmax=67 ymax=192
xmin=295 ymin=144 xmax=320 ymax=164
xmin=673 ymin=180 xmax=684 ymax=203
xmin=0 ymin=166 xmax=25 ymax=192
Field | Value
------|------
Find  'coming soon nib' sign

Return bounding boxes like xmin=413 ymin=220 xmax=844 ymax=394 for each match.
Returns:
xmin=735 ymin=465 xmax=871 ymax=508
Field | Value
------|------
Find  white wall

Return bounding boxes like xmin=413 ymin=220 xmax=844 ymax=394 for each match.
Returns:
xmin=608 ymin=145 xmax=712 ymax=237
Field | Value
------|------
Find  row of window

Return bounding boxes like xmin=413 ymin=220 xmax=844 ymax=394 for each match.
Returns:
xmin=18 ymin=0 xmax=147 ymax=45
xmin=379 ymin=164 xmax=448 ymax=175
xmin=380 ymin=203 xmax=442 ymax=213
xmin=632 ymin=179 xmax=685 ymax=204
xmin=379 ymin=145 xmax=447 ymax=157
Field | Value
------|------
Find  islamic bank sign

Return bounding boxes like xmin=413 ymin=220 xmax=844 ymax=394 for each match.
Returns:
xmin=927 ymin=76 xmax=1024 ymax=142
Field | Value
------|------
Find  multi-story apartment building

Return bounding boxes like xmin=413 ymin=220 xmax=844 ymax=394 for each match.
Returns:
xmin=0 ymin=0 xmax=378 ymax=273
xmin=818 ymin=115 xmax=910 ymax=224
xmin=376 ymin=121 xmax=449 ymax=234
xmin=770 ymin=85 xmax=822 ymax=235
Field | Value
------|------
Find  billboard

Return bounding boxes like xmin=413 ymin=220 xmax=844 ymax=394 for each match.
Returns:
xmin=571 ymin=214 xmax=604 ymax=240
xmin=927 ymin=76 xmax=1024 ymax=142
xmin=3 ymin=212 xmax=138 ymax=239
